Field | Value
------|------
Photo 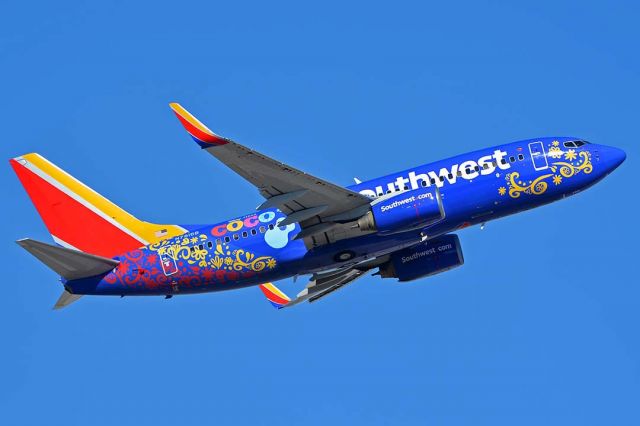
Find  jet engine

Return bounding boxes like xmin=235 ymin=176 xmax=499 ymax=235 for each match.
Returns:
xmin=356 ymin=186 xmax=445 ymax=234
xmin=379 ymin=234 xmax=464 ymax=282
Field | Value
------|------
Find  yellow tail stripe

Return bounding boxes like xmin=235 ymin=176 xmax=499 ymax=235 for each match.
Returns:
xmin=23 ymin=153 xmax=185 ymax=245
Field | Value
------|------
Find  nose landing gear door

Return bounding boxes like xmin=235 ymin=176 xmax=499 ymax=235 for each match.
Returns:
xmin=528 ymin=141 xmax=549 ymax=171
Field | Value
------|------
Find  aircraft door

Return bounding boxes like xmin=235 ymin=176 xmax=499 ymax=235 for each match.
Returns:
xmin=528 ymin=141 xmax=548 ymax=171
xmin=159 ymin=249 xmax=179 ymax=275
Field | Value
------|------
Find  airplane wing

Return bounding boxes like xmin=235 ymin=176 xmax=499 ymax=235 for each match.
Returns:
xmin=170 ymin=103 xmax=373 ymax=244
xmin=258 ymin=256 xmax=388 ymax=309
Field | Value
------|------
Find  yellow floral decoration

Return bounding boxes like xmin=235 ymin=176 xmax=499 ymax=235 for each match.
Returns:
xmin=149 ymin=230 xmax=277 ymax=272
xmin=504 ymin=144 xmax=593 ymax=199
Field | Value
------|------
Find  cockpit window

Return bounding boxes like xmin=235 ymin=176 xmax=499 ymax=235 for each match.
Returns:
xmin=563 ymin=140 xmax=589 ymax=148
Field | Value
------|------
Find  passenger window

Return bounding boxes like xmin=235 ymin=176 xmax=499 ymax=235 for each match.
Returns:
xmin=430 ymin=178 xmax=436 ymax=184
xmin=404 ymin=185 xmax=409 ymax=190
xmin=233 ymin=234 xmax=239 ymax=241
xmin=439 ymin=176 xmax=444 ymax=182
xmin=387 ymin=189 xmax=392 ymax=194
xmin=190 ymin=247 xmax=195 ymax=253
xmin=564 ymin=141 xmax=577 ymax=148
xmin=447 ymin=173 xmax=453 ymax=179
xmin=242 ymin=231 xmax=248 ymax=238
xmin=198 ymin=244 xmax=204 ymax=250
xmin=483 ymin=164 xmax=489 ymax=170
xmin=207 ymin=241 xmax=212 ymax=248
xmin=215 ymin=239 xmax=221 ymax=245
xmin=500 ymin=159 xmax=507 ymax=165
xmin=518 ymin=154 xmax=524 ymax=161
xmin=421 ymin=180 xmax=427 ymax=187
xmin=268 ymin=224 xmax=274 ymax=230
xmin=251 ymin=229 xmax=257 ymax=236
xmin=510 ymin=156 xmax=515 ymax=162
xmin=474 ymin=166 xmax=480 ymax=172
xmin=259 ymin=226 xmax=266 ymax=233
xmin=491 ymin=160 xmax=497 ymax=167
xmin=224 ymin=236 xmax=230 ymax=243
xmin=456 ymin=171 xmax=462 ymax=177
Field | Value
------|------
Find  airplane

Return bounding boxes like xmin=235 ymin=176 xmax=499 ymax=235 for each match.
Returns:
xmin=10 ymin=103 xmax=626 ymax=310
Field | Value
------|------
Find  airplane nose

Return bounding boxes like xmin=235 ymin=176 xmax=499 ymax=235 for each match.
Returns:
xmin=609 ymin=146 xmax=626 ymax=170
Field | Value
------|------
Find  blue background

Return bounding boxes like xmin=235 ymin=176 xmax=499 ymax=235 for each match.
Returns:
xmin=1 ymin=1 xmax=638 ymax=424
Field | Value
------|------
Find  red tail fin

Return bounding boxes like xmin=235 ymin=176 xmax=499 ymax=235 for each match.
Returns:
xmin=10 ymin=153 xmax=186 ymax=257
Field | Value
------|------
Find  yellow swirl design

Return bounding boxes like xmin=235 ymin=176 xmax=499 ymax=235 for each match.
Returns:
xmin=507 ymin=172 xmax=553 ymax=198
xmin=550 ymin=151 xmax=593 ymax=178
xmin=229 ymin=249 xmax=275 ymax=272
xmin=506 ymin=150 xmax=593 ymax=199
xmin=150 ymin=231 xmax=277 ymax=272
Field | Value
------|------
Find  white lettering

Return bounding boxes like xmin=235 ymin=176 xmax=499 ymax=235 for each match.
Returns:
xmin=493 ymin=149 xmax=510 ymax=170
xmin=477 ymin=155 xmax=495 ymax=175
xmin=395 ymin=176 xmax=410 ymax=191
xmin=459 ymin=160 xmax=479 ymax=179
xmin=408 ymin=171 xmax=429 ymax=189
xmin=358 ymin=149 xmax=510 ymax=197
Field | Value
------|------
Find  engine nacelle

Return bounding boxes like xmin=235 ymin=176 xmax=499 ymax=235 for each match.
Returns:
xmin=357 ymin=186 xmax=445 ymax=234
xmin=379 ymin=234 xmax=464 ymax=282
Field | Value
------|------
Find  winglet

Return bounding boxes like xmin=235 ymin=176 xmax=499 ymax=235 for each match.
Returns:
xmin=169 ymin=103 xmax=228 ymax=148
xmin=259 ymin=283 xmax=291 ymax=309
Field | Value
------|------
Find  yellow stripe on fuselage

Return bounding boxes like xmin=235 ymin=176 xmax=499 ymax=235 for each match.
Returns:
xmin=24 ymin=153 xmax=186 ymax=245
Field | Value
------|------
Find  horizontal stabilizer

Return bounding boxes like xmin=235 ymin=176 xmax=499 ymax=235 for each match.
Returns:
xmin=16 ymin=238 xmax=119 ymax=281
xmin=54 ymin=290 xmax=83 ymax=310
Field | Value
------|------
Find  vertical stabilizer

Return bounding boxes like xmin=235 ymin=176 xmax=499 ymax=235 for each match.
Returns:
xmin=10 ymin=153 xmax=186 ymax=258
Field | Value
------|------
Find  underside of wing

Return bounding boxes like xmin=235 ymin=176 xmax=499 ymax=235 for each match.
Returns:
xmin=258 ymin=256 xmax=389 ymax=309
xmin=170 ymin=103 xmax=374 ymax=246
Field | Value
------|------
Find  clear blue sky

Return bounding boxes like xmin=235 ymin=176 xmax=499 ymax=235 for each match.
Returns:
xmin=1 ymin=1 xmax=638 ymax=425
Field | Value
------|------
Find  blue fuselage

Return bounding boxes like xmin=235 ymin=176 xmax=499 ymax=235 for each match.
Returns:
xmin=68 ymin=137 xmax=625 ymax=296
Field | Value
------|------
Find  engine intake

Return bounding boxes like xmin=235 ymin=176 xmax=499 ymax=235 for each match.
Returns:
xmin=357 ymin=186 xmax=445 ymax=234
xmin=379 ymin=234 xmax=464 ymax=282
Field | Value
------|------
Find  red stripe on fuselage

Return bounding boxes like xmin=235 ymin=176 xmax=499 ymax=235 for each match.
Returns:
xmin=11 ymin=160 xmax=143 ymax=258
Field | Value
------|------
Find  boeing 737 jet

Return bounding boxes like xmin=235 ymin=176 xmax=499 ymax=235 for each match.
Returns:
xmin=11 ymin=104 xmax=626 ymax=309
